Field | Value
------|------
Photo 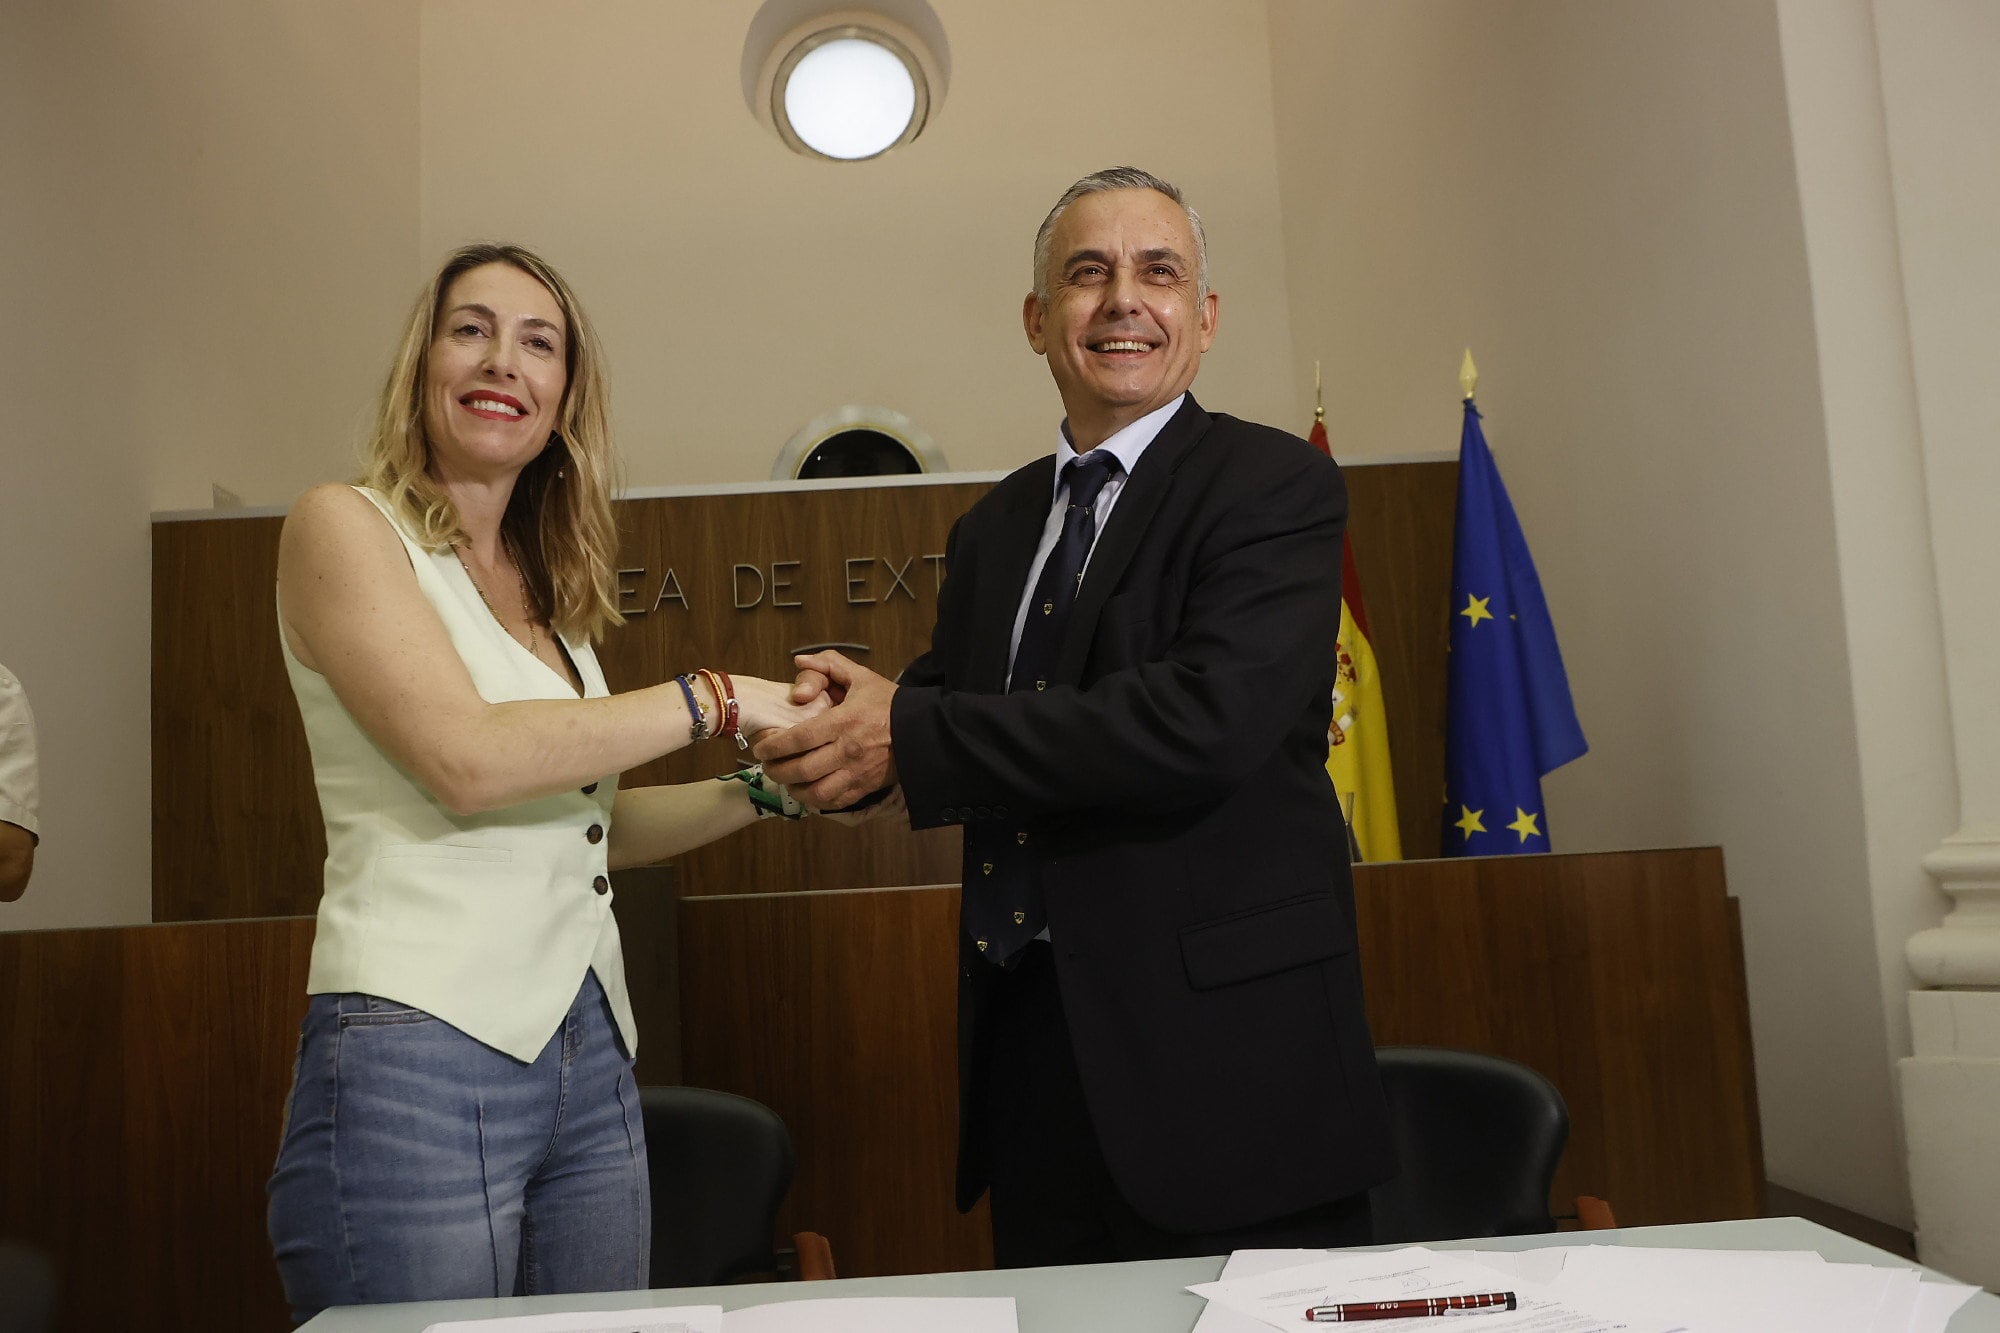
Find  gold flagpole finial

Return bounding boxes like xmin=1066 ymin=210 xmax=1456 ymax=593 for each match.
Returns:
xmin=1459 ymin=348 xmax=1478 ymax=401
xmin=1313 ymin=359 xmax=1325 ymax=424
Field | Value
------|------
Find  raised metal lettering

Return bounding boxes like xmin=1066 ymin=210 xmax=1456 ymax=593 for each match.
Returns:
xmin=732 ymin=564 xmax=765 ymax=609
xmin=845 ymin=557 xmax=875 ymax=605
xmin=769 ymin=561 xmax=803 ymax=609
xmin=653 ymin=568 xmax=688 ymax=612
xmin=881 ymin=555 xmax=916 ymax=601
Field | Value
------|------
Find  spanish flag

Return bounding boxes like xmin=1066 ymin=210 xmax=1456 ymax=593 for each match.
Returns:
xmin=1309 ymin=417 xmax=1404 ymax=862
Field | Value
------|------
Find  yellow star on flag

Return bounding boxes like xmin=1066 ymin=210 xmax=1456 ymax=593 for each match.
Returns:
xmin=1459 ymin=594 xmax=1494 ymax=628
xmin=1507 ymin=807 xmax=1543 ymax=843
xmin=1454 ymin=805 xmax=1486 ymax=839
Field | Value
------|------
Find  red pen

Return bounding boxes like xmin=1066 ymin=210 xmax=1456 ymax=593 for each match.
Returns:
xmin=1304 ymin=1291 xmax=1518 ymax=1322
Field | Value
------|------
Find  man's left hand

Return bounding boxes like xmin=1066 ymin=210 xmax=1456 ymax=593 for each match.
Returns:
xmin=753 ymin=650 xmax=899 ymax=810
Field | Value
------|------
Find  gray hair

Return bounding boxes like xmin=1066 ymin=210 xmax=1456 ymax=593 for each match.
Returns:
xmin=1031 ymin=166 xmax=1209 ymax=304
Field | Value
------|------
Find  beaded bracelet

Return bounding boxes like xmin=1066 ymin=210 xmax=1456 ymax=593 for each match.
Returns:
xmin=674 ymin=673 xmax=709 ymax=742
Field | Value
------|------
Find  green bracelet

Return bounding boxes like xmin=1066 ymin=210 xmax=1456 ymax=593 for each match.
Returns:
xmin=717 ymin=765 xmax=806 ymax=819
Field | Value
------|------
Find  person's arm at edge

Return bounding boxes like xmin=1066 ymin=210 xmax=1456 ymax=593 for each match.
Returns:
xmin=606 ymin=780 xmax=759 ymax=869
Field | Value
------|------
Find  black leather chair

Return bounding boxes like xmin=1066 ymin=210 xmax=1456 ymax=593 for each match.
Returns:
xmin=0 ymin=1241 xmax=56 ymax=1333
xmin=639 ymin=1086 xmax=833 ymax=1286
xmin=1368 ymin=1046 xmax=1570 ymax=1243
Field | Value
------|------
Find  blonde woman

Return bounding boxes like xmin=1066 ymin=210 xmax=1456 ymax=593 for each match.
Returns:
xmin=266 ymin=243 xmax=822 ymax=1319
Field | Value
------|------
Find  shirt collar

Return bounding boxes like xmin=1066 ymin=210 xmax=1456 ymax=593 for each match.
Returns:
xmin=1052 ymin=393 xmax=1186 ymax=499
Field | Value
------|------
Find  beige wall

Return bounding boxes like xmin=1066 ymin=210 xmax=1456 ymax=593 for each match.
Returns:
xmin=1865 ymin=0 xmax=2000 ymax=1278
xmin=1773 ymin=0 xmax=1962 ymax=1230
xmin=1268 ymin=0 xmax=1910 ymax=1223
xmin=1873 ymin=0 xmax=2000 ymax=833
xmin=417 ymin=0 xmax=1300 ymax=487
xmin=0 ymin=0 xmax=420 ymax=932
xmin=0 ymin=2 xmax=154 ymax=932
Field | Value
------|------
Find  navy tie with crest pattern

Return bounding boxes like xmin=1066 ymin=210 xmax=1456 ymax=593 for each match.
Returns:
xmin=964 ymin=449 xmax=1123 ymax=965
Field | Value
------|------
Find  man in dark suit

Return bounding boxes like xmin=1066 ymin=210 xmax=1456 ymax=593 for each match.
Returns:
xmin=757 ymin=166 xmax=1395 ymax=1266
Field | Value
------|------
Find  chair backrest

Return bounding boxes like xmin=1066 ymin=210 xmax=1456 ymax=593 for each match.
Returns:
xmin=1368 ymin=1046 xmax=1569 ymax=1244
xmin=639 ymin=1086 xmax=796 ymax=1287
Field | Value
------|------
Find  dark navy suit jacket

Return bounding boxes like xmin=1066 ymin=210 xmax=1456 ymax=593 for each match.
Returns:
xmin=890 ymin=394 xmax=1397 ymax=1234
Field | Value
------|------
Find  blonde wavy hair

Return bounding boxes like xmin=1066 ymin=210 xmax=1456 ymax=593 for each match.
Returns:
xmin=359 ymin=242 xmax=624 ymax=641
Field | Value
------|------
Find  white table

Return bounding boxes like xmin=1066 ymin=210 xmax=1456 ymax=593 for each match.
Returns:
xmin=299 ymin=1217 xmax=1998 ymax=1331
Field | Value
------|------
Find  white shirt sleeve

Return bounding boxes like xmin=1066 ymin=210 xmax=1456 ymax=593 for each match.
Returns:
xmin=0 ymin=664 xmax=41 ymax=839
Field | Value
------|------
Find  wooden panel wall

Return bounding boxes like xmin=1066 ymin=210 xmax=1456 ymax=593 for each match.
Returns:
xmin=1342 ymin=461 xmax=1457 ymax=859
xmin=151 ymin=514 xmax=317 ymax=922
xmin=679 ymin=887 xmax=990 ymax=1278
xmin=679 ymin=848 xmax=1764 ymax=1278
xmin=0 ymin=918 xmax=313 ymax=1333
xmin=1356 ymin=848 xmax=1765 ymax=1226
xmin=152 ymin=461 xmax=1455 ymax=920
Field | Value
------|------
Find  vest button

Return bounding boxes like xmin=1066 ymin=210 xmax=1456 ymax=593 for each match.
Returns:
xmin=593 ymin=875 xmax=609 ymax=895
xmin=587 ymin=824 xmax=604 ymax=844
xmin=582 ymin=782 xmax=599 ymax=795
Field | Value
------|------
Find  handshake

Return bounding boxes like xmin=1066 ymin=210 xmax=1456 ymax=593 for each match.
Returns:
xmin=727 ymin=650 xmax=904 ymax=820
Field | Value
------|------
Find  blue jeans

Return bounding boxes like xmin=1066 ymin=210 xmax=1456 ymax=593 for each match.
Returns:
xmin=267 ymin=971 xmax=648 ymax=1324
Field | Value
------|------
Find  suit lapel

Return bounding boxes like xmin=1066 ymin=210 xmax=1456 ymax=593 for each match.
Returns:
xmin=969 ymin=461 xmax=1059 ymax=692
xmin=1055 ymin=396 xmax=1213 ymax=681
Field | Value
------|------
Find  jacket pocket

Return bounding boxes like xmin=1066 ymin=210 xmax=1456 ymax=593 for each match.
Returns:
xmin=1179 ymin=891 xmax=1354 ymax=991
xmin=1086 ymin=589 xmax=1155 ymax=672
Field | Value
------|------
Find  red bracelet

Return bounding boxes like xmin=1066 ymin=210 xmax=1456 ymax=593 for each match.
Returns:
xmin=715 ymin=670 xmax=743 ymax=745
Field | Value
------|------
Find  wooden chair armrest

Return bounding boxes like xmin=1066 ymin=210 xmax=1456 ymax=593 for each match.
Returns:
xmin=790 ymin=1229 xmax=837 ymax=1281
xmin=1575 ymin=1195 xmax=1618 ymax=1230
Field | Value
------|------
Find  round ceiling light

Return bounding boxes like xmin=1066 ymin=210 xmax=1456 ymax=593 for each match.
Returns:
xmin=771 ymin=24 xmax=930 ymax=161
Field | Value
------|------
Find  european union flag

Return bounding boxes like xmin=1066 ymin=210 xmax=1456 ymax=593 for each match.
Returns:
xmin=1443 ymin=400 xmax=1587 ymax=856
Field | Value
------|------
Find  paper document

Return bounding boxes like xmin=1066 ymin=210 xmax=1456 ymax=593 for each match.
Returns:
xmin=1545 ymin=1244 xmax=1916 ymax=1333
xmin=1191 ymin=1243 xmax=1977 ymax=1333
xmin=1190 ymin=1250 xmax=1581 ymax=1333
xmin=421 ymin=1297 xmax=1016 ymax=1333
xmin=717 ymin=1297 xmax=1016 ymax=1333
xmin=1191 ymin=1251 xmax=1330 ymax=1333
xmin=1909 ymin=1279 xmax=1980 ymax=1333
xmin=1189 ymin=1246 xmax=1671 ymax=1332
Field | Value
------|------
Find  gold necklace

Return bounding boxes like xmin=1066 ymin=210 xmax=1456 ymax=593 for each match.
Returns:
xmin=453 ymin=533 xmax=541 ymax=658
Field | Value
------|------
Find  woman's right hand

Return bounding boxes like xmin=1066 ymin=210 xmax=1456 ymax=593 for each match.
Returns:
xmin=729 ymin=672 xmax=830 ymax=738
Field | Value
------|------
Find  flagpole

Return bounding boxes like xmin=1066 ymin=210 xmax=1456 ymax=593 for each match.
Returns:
xmin=1314 ymin=359 xmax=1325 ymax=426
xmin=1459 ymin=348 xmax=1478 ymax=402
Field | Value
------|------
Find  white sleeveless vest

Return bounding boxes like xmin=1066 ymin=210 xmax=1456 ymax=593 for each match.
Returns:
xmin=280 ymin=486 xmax=633 ymax=1063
